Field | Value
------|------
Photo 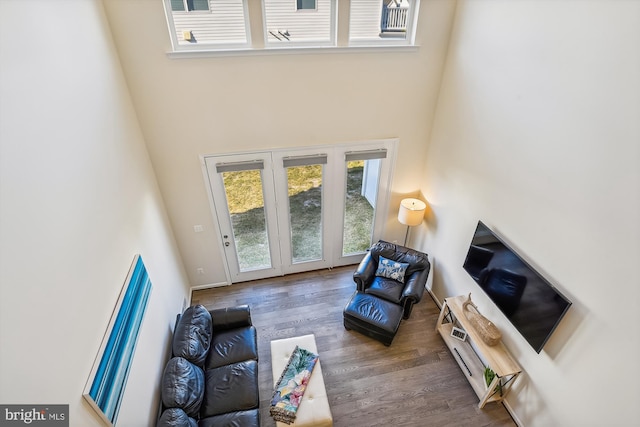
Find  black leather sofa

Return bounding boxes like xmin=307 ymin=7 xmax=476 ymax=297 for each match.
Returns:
xmin=157 ymin=305 xmax=260 ymax=427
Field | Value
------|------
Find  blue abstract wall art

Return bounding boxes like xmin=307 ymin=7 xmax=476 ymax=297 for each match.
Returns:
xmin=84 ymin=254 xmax=152 ymax=426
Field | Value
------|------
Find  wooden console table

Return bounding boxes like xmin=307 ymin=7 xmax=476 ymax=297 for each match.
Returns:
xmin=435 ymin=295 xmax=522 ymax=408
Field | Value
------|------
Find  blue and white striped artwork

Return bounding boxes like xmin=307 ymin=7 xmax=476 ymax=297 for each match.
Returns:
xmin=84 ymin=255 xmax=152 ymax=426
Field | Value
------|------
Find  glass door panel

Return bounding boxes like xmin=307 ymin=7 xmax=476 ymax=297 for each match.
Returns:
xmin=275 ymin=151 xmax=331 ymax=274
xmin=221 ymin=169 xmax=271 ymax=271
xmin=341 ymin=149 xmax=386 ymax=256
xmin=343 ymin=160 xmax=377 ymax=255
xmin=286 ymin=164 xmax=323 ymax=263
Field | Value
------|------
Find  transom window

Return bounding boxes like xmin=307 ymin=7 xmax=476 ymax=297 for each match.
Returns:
xmin=264 ymin=0 xmax=334 ymax=45
xmin=163 ymin=0 xmax=420 ymax=52
xmin=350 ymin=0 xmax=416 ymax=44
xmin=297 ymin=0 xmax=317 ymax=10
xmin=170 ymin=0 xmax=209 ymax=12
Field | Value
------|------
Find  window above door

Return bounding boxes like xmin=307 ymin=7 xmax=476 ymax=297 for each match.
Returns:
xmin=170 ymin=0 xmax=209 ymax=12
xmin=163 ymin=0 xmax=421 ymax=55
xmin=297 ymin=0 xmax=317 ymax=11
xmin=264 ymin=0 xmax=335 ymax=46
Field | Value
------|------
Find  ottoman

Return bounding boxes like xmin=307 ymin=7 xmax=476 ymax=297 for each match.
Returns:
xmin=270 ymin=334 xmax=333 ymax=427
xmin=343 ymin=291 xmax=403 ymax=346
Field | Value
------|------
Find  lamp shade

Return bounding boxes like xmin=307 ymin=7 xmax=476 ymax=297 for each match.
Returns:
xmin=398 ymin=198 xmax=426 ymax=226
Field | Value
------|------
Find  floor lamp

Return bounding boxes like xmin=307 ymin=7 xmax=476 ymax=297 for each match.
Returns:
xmin=398 ymin=198 xmax=427 ymax=246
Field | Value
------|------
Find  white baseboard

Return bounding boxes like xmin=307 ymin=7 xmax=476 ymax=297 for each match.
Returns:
xmin=190 ymin=281 xmax=229 ymax=292
xmin=426 ymin=288 xmax=443 ymax=309
xmin=502 ymin=399 xmax=522 ymax=426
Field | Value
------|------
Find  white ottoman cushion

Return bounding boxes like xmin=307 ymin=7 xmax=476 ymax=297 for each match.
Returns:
xmin=270 ymin=334 xmax=333 ymax=427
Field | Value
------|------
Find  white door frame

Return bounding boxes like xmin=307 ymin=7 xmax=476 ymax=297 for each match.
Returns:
xmin=203 ymin=152 xmax=283 ymax=283
xmin=272 ymin=148 xmax=334 ymax=275
xmin=329 ymin=139 xmax=397 ymax=267
xmin=202 ymin=139 xmax=398 ymax=283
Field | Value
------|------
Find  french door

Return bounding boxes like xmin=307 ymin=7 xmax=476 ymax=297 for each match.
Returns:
xmin=205 ymin=152 xmax=283 ymax=282
xmin=204 ymin=140 xmax=396 ymax=283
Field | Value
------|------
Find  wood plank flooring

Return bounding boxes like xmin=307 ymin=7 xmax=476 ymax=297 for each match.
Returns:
xmin=191 ymin=266 xmax=516 ymax=427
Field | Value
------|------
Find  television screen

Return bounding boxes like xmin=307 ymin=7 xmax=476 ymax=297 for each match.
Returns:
xmin=463 ymin=221 xmax=572 ymax=353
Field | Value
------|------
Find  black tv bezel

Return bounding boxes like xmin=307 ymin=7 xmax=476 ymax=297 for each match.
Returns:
xmin=463 ymin=221 xmax=572 ymax=353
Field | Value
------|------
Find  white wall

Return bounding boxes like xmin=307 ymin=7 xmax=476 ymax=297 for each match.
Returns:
xmin=417 ymin=1 xmax=640 ymax=426
xmin=0 ymin=1 xmax=189 ymax=426
xmin=101 ymin=0 xmax=457 ymax=286
xmin=7 ymin=1 xmax=635 ymax=425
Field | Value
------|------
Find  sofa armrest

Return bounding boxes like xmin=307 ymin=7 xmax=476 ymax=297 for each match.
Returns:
xmin=401 ymin=266 xmax=430 ymax=305
xmin=353 ymin=252 xmax=376 ymax=291
xmin=400 ymin=267 xmax=429 ymax=319
xmin=209 ymin=305 xmax=252 ymax=331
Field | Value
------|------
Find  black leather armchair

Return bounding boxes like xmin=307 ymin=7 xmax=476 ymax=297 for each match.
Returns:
xmin=353 ymin=240 xmax=431 ymax=319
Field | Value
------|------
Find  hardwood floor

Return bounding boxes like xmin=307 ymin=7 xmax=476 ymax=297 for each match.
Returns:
xmin=191 ymin=266 xmax=516 ymax=427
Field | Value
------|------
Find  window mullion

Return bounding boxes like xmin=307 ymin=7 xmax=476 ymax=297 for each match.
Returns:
xmin=336 ymin=0 xmax=350 ymax=47
xmin=247 ymin=0 xmax=265 ymax=48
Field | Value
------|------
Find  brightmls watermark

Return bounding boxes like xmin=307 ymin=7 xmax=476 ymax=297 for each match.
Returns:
xmin=0 ymin=405 xmax=68 ymax=426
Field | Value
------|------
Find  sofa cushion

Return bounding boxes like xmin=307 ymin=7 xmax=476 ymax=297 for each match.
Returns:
xmin=375 ymin=255 xmax=409 ymax=283
xmin=204 ymin=326 xmax=258 ymax=370
xmin=162 ymin=357 xmax=205 ymax=418
xmin=157 ymin=408 xmax=197 ymax=427
xmin=200 ymin=360 xmax=259 ymax=419
xmin=365 ymin=276 xmax=404 ymax=304
xmin=198 ymin=409 xmax=260 ymax=427
xmin=173 ymin=305 xmax=212 ymax=367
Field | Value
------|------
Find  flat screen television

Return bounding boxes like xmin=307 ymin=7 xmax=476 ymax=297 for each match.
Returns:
xmin=463 ymin=221 xmax=572 ymax=353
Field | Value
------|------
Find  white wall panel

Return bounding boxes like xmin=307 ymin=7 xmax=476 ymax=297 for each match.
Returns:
xmin=419 ymin=1 xmax=640 ymax=426
xmin=0 ymin=1 xmax=189 ymax=425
